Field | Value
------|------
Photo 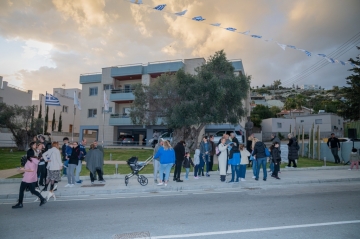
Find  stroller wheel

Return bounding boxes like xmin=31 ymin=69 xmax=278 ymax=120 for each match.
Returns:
xmin=138 ymin=175 xmax=148 ymax=186
xmin=125 ymin=176 xmax=129 ymax=186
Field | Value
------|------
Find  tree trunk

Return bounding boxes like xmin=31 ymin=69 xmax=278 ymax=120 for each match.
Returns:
xmin=172 ymin=124 xmax=205 ymax=152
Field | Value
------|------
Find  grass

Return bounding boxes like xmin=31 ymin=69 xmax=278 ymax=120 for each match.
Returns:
xmin=0 ymin=148 xmax=339 ymax=178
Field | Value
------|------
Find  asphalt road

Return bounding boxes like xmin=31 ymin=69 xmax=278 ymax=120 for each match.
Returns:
xmin=1 ymin=182 xmax=360 ymax=239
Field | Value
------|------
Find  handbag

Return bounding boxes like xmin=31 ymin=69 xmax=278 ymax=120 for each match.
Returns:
xmin=215 ymin=146 xmax=221 ymax=156
xmin=264 ymin=147 xmax=270 ymax=157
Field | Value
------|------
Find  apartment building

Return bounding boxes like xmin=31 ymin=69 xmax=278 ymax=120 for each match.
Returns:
xmin=79 ymin=58 xmax=246 ymax=144
xmin=32 ymin=88 xmax=82 ymax=134
xmin=0 ymin=76 xmax=33 ymax=107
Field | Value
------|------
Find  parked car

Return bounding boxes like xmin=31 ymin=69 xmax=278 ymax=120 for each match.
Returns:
xmin=119 ymin=135 xmax=135 ymax=145
xmin=212 ymin=130 xmax=244 ymax=145
xmin=149 ymin=132 xmax=173 ymax=148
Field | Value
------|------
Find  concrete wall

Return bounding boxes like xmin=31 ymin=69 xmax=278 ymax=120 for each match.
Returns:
xmin=183 ymin=58 xmax=205 ymax=75
xmin=0 ymin=77 xmax=33 ymax=107
xmin=296 ymin=114 xmax=344 ymax=138
xmin=262 ymin=118 xmax=295 ymax=141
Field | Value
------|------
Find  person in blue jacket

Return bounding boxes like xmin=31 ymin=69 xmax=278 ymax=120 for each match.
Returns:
xmin=227 ymin=143 xmax=241 ymax=183
xmin=154 ymin=140 xmax=175 ymax=186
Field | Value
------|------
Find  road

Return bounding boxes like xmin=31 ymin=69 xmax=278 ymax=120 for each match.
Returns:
xmin=0 ymin=182 xmax=360 ymax=239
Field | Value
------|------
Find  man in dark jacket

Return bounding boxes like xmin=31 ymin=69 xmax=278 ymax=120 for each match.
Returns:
xmin=209 ymin=135 xmax=216 ymax=171
xmin=327 ymin=133 xmax=341 ymax=164
xmin=173 ymin=141 xmax=186 ymax=182
xmin=252 ymin=141 xmax=268 ymax=181
xmin=287 ymin=134 xmax=299 ymax=168
xmin=61 ymin=137 xmax=69 ymax=176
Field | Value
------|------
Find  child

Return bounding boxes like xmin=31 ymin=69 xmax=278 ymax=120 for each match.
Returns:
xmin=349 ymin=148 xmax=359 ymax=170
xmin=183 ymin=152 xmax=194 ymax=180
xmin=194 ymin=149 xmax=200 ymax=179
xmin=239 ymin=143 xmax=250 ymax=181
xmin=270 ymin=142 xmax=281 ymax=179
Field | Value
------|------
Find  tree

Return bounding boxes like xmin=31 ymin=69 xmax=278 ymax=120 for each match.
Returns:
xmin=295 ymin=94 xmax=306 ymax=109
xmin=44 ymin=105 xmax=49 ymax=134
xmin=0 ymin=103 xmax=43 ymax=150
xmin=130 ymin=50 xmax=250 ymax=150
xmin=250 ymin=105 xmax=273 ymax=127
xmin=269 ymin=106 xmax=281 ymax=117
xmin=273 ymin=79 xmax=281 ymax=89
xmin=58 ymin=113 xmax=62 ymax=132
xmin=38 ymin=103 xmax=42 ymax=119
xmin=262 ymin=84 xmax=265 ymax=88
xmin=51 ymin=109 xmax=56 ymax=132
xmin=338 ymin=47 xmax=360 ymax=121
xmin=284 ymin=98 xmax=297 ymax=117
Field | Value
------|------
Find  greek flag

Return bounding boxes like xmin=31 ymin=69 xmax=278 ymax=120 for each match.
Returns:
xmin=154 ymin=4 xmax=166 ymax=11
xmin=130 ymin=0 xmax=142 ymax=4
xmin=339 ymin=60 xmax=346 ymax=65
xmin=317 ymin=53 xmax=326 ymax=57
xmin=104 ymin=91 xmax=109 ymax=111
xmin=225 ymin=27 xmax=237 ymax=32
xmin=175 ymin=10 xmax=187 ymax=16
xmin=251 ymin=34 xmax=262 ymax=39
xmin=74 ymin=91 xmax=81 ymax=110
xmin=45 ymin=93 xmax=61 ymax=106
xmin=211 ymin=23 xmax=221 ymax=27
xmin=287 ymin=45 xmax=296 ymax=49
xmin=192 ymin=16 xmax=205 ymax=21
xmin=325 ymin=57 xmax=335 ymax=63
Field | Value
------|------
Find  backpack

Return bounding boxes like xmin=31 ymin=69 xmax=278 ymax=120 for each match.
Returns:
xmin=20 ymin=155 xmax=27 ymax=167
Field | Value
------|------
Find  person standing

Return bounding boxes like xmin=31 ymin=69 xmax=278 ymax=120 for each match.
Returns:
xmin=154 ymin=140 xmax=175 ymax=186
xmin=218 ymin=138 xmax=228 ymax=182
xmin=152 ymin=130 xmax=159 ymax=147
xmin=182 ymin=152 xmax=194 ymax=180
xmin=173 ymin=141 xmax=186 ymax=182
xmin=93 ymin=140 xmax=104 ymax=181
xmin=239 ymin=143 xmax=250 ymax=181
xmin=75 ymin=138 xmax=87 ymax=184
xmin=153 ymin=138 xmax=164 ymax=183
xmin=252 ymin=139 xmax=268 ymax=181
xmin=327 ymin=133 xmax=341 ymax=164
xmin=42 ymin=142 xmax=63 ymax=191
xmin=287 ymin=133 xmax=299 ymax=168
xmin=12 ymin=142 xmax=47 ymax=209
xmin=193 ymin=149 xmax=201 ymax=179
xmin=270 ymin=133 xmax=281 ymax=174
xmin=199 ymin=136 xmax=212 ymax=177
xmin=36 ymin=143 xmax=46 ymax=186
xmin=227 ymin=143 xmax=241 ymax=183
xmin=270 ymin=142 xmax=281 ymax=179
xmin=85 ymin=144 xmax=105 ymax=184
xmin=61 ymin=137 xmax=69 ymax=177
xmin=209 ymin=135 xmax=216 ymax=171
xmin=247 ymin=133 xmax=254 ymax=168
xmin=348 ymin=148 xmax=359 ymax=170
xmin=66 ymin=142 xmax=80 ymax=187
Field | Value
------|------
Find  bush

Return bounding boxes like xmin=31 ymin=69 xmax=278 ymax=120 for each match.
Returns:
xmin=278 ymin=132 xmax=285 ymax=140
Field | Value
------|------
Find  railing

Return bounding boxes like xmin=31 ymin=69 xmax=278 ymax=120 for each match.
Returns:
xmin=148 ymin=59 xmax=183 ymax=65
xmin=110 ymin=114 xmax=130 ymax=118
xmin=7 ymin=84 xmax=28 ymax=92
xmin=80 ymin=72 xmax=102 ymax=76
xmin=111 ymin=89 xmax=134 ymax=94
xmin=112 ymin=63 xmax=143 ymax=68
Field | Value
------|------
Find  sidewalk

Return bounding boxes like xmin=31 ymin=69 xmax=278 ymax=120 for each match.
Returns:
xmin=0 ymin=167 xmax=359 ymax=200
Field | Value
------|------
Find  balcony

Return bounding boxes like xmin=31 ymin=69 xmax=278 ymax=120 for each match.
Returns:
xmin=145 ymin=60 xmax=184 ymax=74
xmin=109 ymin=114 xmax=166 ymax=126
xmin=79 ymin=73 xmax=102 ymax=84
xmin=110 ymin=89 xmax=135 ymax=102
xmin=111 ymin=64 xmax=143 ymax=78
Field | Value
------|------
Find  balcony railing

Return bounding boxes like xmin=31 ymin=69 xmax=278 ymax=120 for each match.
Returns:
xmin=110 ymin=88 xmax=135 ymax=101
xmin=109 ymin=114 xmax=166 ymax=126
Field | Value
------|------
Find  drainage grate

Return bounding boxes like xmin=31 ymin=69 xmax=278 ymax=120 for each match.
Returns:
xmin=81 ymin=184 xmax=105 ymax=187
xmin=112 ymin=231 xmax=151 ymax=239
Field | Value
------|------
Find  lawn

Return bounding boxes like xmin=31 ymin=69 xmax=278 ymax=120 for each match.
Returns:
xmin=1 ymin=148 xmax=338 ymax=178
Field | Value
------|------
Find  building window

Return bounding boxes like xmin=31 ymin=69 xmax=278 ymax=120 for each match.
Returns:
xmin=122 ymin=107 xmax=131 ymax=117
xmin=89 ymin=87 xmax=98 ymax=96
xmin=88 ymin=109 xmax=97 ymax=118
xmin=124 ymin=84 xmax=132 ymax=93
xmin=103 ymin=84 xmax=113 ymax=90
xmin=277 ymin=123 xmax=282 ymax=128
xmin=300 ymin=120 xmax=304 ymax=123
xmin=315 ymin=119 xmax=322 ymax=124
xmin=101 ymin=107 xmax=113 ymax=113
xmin=62 ymin=106 xmax=68 ymax=113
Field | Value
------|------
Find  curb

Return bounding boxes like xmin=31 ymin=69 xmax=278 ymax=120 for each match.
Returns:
xmin=1 ymin=177 xmax=359 ymax=200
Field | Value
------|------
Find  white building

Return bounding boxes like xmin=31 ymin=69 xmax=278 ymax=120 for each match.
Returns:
xmin=261 ymin=118 xmax=296 ymax=141
xmin=79 ymin=58 xmax=247 ymax=144
xmin=32 ymin=88 xmax=82 ymax=134
xmin=0 ymin=76 xmax=33 ymax=107
xmin=300 ymin=84 xmax=321 ymax=90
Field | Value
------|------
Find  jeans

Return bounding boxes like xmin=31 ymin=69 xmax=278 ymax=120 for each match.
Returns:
xmin=67 ymin=164 xmax=77 ymax=184
xmin=194 ymin=165 xmax=200 ymax=177
xmin=198 ymin=157 xmax=205 ymax=176
xmin=331 ymin=148 xmax=341 ymax=163
xmin=90 ymin=168 xmax=104 ymax=182
xmin=230 ymin=165 xmax=240 ymax=182
xmin=159 ymin=163 xmax=173 ymax=181
xmin=173 ymin=160 xmax=183 ymax=180
xmin=18 ymin=182 xmax=44 ymax=204
xmin=209 ymin=155 xmax=214 ymax=171
xmin=200 ymin=153 xmax=210 ymax=173
xmin=239 ymin=164 xmax=247 ymax=179
xmin=63 ymin=160 xmax=68 ymax=175
xmin=153 ymin=159 xmax=160 ymax=180
xmin=75 ymin=160 xmax=82 ymax=181
xmin=256 ymin=157 xmax=267 ymax=179
xmin=252 ymin=159 xmax=257 ymax=176
xmin=273 ymin=162 xmax=280 ymax=177
xmin=185 ymin=168 xmax=190 ymax=179
xmin=37 ymin=164 xmax=46 ymax=185
xmin=270 ymin=162 xmax=274 ymax=172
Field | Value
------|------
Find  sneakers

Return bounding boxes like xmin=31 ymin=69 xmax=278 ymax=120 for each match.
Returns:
xmin=252 ymin=176 xmax=256 ymax=179
xmin=12 ymin=203 xmax=23 ymax=209
xmin=39 ymin=199 xmax=47 ymax=206
xmin=69 ymin=184 xmax=74 ymax=187
xmin=76 ymin=180 xmax=82 ymax=184
xmin=154 ymin=180 xmax=158 ymax=184
xmin=64 ymin=184 xmax=71 ymax=187
xmin=348 ymin=169 xmax=352 ymax=171
xmin=275 ymin=177 xmax=281 ymax=180
xmin=227 ymin=180 xmax=234 ymax=183
xmin=157 ymin=182 xmax=164 ymax=186
xmin=263 ymin=178 xmax=267 ymax=181
xmin=241 ymin=178 xmax=246 ymax=182
xmin=206 ymin=173 xmax=210 ymax=177
xmin=194 ymin=176 xmax=199 ymax=179
xmin=255 ymin=178 xmax=259 ymax=181
xmin=91 ymin=182 xmax=94 ymax=185
xmin=176 ymin=179 xmax=183 ymax=182
xmin=99 ymin=181 xmax=105 ymax=184
xmin=164 ymin=183 xmax=168 ymax=186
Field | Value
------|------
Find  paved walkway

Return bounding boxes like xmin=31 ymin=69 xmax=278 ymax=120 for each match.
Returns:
xmin=0 ymin=167 xmax=359 ymax=200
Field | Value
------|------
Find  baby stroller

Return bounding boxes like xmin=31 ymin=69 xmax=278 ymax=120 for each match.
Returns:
xmin=125 ymin=156 xmax=153 ymax=186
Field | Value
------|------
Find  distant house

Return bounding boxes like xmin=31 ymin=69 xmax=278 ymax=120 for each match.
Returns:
xmin=261 ymin=118 xmax=296 ymax=141
xmin=266 ymin=100 xmax=284 ymax=109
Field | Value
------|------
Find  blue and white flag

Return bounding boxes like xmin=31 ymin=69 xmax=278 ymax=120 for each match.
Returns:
xmin=130 ymin=0 xmax=143 ymax=4
xmin=251 ymin=34 xmax=262 ymax=39
xmin=325 ymin=57 xmax=335 ymax=63
xmin=339 ymin=60 xmax=346 ymax=65
xmin=211 ymin=23 xmax=221 ymax=27
xmin=317 ymin=53 xmax=326 ymax=57
xmin=225 ymin=27 xmax=237 ymax=32
xmin=175 ymin=10 xmax=187 ymax=16
xmin=104 ymin=91 xmax=109 ymax=111
xmin=74 ymin=91 xmax=81 ymax=110
xmin=277 ymin=42 xmax=287 ymax=51
xmin=287 ymin=45 xmax=296 ymax=49
xmin=192 ymin=16 xmax=205 ymax=21
xmin=154 ymin=4 xmax=166 ymax=11
xmin=304 ymin=51 xmax=311 ymax=57
xmin=45 ymin=93 xmax=61 ymax=106
xmin=239 ymin=30 xmax=250 ymax=35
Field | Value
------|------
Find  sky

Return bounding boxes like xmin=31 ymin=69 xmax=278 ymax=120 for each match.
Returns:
xmin=0 ymin=0 xmax=359 ymax=98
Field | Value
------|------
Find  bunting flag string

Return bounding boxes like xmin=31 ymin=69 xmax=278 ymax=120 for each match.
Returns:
xmin=127 ymin=0 xmax=359 ymax=68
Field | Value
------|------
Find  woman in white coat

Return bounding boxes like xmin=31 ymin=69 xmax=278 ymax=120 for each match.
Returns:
xmin=42 ymin=141 xmax=63 ymax=192
xmin=218 ymin=138 xmax=228 ymax=182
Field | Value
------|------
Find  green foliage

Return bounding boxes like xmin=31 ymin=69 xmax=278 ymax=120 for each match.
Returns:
xmin=130 ymin=50 xmax=250 ymax=150
xmin=38 ymin=103 xmax=42 ymax=119
xmin=250 ymin=105 xmax=273 ymax=127
xmin=58 ymin=113 xmax=62 ymax=132
xmin=51 ymin=109 xmax=56 ymax=132
xmin=269 ymin=106 xmax=281 ymax=117
xmin=273 ymin=79 xmax=281 ymax=89
xmin=44 ymin=105 xmax=49 ymax=134
xmin=338 ymin=47 xmax=360 ymax=121
xmin=277 ymin=132 xmax=284 ymax=140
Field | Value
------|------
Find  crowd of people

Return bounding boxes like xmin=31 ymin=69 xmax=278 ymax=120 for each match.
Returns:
xmin=12 ymin=136 xmax=105 ymax=209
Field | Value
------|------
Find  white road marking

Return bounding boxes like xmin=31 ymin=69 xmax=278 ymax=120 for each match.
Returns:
xmin=151 ymin=220 xmax=360 ymax=238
